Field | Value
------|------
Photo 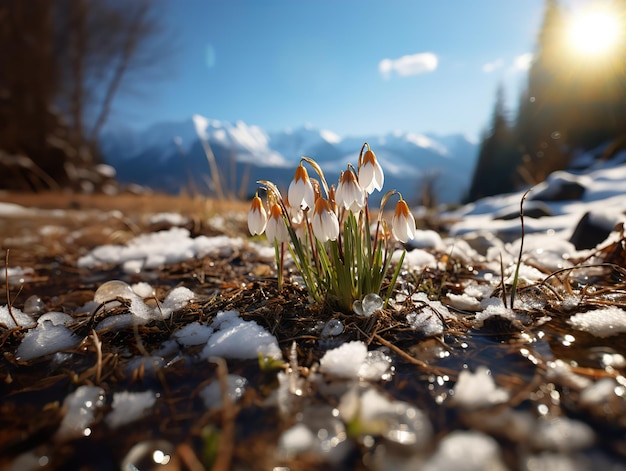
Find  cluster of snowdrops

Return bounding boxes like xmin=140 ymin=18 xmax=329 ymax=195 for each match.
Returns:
xmin=247 ymin=143 xmax=416 ymax=313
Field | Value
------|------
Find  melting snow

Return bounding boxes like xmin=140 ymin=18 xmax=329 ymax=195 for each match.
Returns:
xmin=445 ymin=292 xmax=481 ymax=311
xmin=199 ymin=374 xmax=248 ymax=409
xmin=77 ymin=227 xmax=244 ymax=274
xmin=0 ymin=305 xmax=35 ymax=328
xmin=407 ymin=229 xmax=446 ymax=251
xmin=319 ymin=341 xmax=368 ymax=379
xmin=55 ymin=386 xmax=105 ymax=440
xmin=16 ymin=321 xmax=82 ymax=361
xmin=202 ymin=310 xmax=282 ymax=360
xmin=0 ymin=266 xmax=35 ymax=285
xmin=568 ymin=306 xmax=626 ymax=337
xmin=105 ymin=391 xmax=157 ymax=429
xmin=172 ymin=321 xmax=214 ymax=346
xmin=36 ymin=312 xmax=74 ymax=326
xmin=530 ymin=416 xmax=595 ymax=452
xmin=148 ymin=212 xmax=189 ymax=226
xmin=392 ymin=248 xmax=437 ymax=270
xmin=474 ymin=298 xmax=519 ymax=327
xmin=422 ymin=430 xmax=506 ymax=471
xmin=580 ymin=378 xmax=621 ymax=406
xmin=158 ymin=286 xmax=196 ymax=318
xmin=94 ymin=281 xmax=195 ymax=325
xmin=405 ymin=293 xmax=453 ymax=336
xmin=339 ymin=386 xmax=433 ymax=446
xmin=277 ymin=423 xmax=316 ymax=456
xmin=452 ymin=366 xmax=510 ymax=409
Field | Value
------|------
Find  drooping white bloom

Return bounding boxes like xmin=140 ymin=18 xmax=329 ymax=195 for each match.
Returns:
xmin=311 ymin=198 xmax=340 ymax=242
xmin=265 ymin=203 xmax=290 ymax=243
xmin=335 ymin=168 xmax=365 ymax=212
xmin=288 ymin=164 xmax=316 ymax=210
xmin=391 ymin=199 xmax=416 ymax=243
xmin=247 ymin=194 xmax=267 ymax=236
xmin=284 ymin=195 xmax=304 ymax=224
xmin=358 ymin=149 xmax=384 ymax=194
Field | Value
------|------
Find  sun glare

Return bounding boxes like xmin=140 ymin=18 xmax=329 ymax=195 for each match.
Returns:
xmin=566 ymin=6 xmax=623 ymax=56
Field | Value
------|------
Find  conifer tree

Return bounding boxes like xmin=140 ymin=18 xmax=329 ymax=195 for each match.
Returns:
xmin=467 ymin=85 xmax=518 ymax=201
xmin=515 ymin=0 xmax=570 ymax=185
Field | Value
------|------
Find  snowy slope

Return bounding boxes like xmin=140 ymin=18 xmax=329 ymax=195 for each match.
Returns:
xmin=101 ymin=116 xmax=478 ymax=203
xmin=444 ymin=146 xmax=626 ymax=249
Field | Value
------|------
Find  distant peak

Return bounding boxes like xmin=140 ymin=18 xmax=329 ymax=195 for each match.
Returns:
xmin=320 ymin=129 xmax=341 ymax=144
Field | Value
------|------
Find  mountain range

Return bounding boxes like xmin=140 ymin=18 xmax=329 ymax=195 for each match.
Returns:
xmin=101 ymin=115 xmax=479 ymax=204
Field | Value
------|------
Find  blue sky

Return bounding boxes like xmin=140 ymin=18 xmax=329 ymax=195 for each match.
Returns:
xmin=113 ymin=0 xmax=547 ymax=141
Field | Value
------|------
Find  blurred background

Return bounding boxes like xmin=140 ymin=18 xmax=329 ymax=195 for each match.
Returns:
xmin=0 ymin=0 xmax=624 ymax=206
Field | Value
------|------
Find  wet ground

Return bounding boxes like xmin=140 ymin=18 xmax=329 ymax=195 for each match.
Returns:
xmin=1 ymin=192 xmax=626 ymax=470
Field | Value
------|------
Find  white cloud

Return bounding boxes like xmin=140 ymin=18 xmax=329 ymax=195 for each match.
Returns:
xmin=482 ymin=58 xmax=504 ymax=73
xmin=481 ymin=53 xmax=533 ymax=75
xmin=378 ymin=52 xmax=438 ymax=79
xmin=513 ymin=52 xmax=533 ymax=71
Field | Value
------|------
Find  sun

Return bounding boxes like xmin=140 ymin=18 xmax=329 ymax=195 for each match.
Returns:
xmin=565 ymin=5 xmax=623 ymax=57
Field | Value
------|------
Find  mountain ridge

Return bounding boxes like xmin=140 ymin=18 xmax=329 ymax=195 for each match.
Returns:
xmin=101 ymin=115 xmax=479 ymax=204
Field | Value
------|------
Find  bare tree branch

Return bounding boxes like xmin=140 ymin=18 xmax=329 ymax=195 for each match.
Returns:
xmin=89 ymin=2 xmax=148 ymax=142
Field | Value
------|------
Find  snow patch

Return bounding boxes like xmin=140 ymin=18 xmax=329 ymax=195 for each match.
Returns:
xmin=568 ymin=306 xmax=626 ymax=337
xmin=105 ymin=391 xmax=157 ymax=429
xmin=199 ymin=374 xmax=247 ymax=409
xmin=452 ymin=366 xmax=510 ymax=409
xmin=319 ymin=341 xmax=368 ymax=378
xmin=56 ymin=386 xmax=105 ymax=440
xmin=202 ymin=310 xmax=282 ymax=360
xmin=0 ymin=305 xmax=35 ymax=328
xmin=16 ymin=321 xmax=82 ymax=361
xmin=172 ymin=322 xmax=214 ymax=346
xmin=77 ymin=227 xmax=243 ymax=273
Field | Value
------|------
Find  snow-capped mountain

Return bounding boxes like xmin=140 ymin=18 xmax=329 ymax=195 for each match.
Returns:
xmin=101 ymin=115 xmax=479 ymax=203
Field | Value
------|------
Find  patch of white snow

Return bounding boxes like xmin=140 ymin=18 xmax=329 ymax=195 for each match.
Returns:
xmin=452 ymin=366 xmax=510 ymax=409
xmin=105 ymin=391 xmax=157 ymax=429
xmin=16 ymin=321 xmax=82 ymax=361
xmin=202 ymin=310 xmax=282 ymax=360
xmin=568 ymin=307 xmax=626 ymax=337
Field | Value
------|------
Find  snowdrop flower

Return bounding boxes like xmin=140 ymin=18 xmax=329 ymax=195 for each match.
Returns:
xmin=284 ymin=195 xmax=304 ymax=224
xmin=288 ymin=164 xmax=315 ymax=210
xmin=335 ymin=168 xmax=365 ymax=212
xmin=358 ymin=148 xmax=384 ymax=194
xmin=391 ymin=199 xmax=416 ymax=243
xmin=247 ymin=193 xmax=267 ymax=236
xmin=311 ymin=197 xmax=340 ymax=242
xmin=265 ymin=203 xmax=290 ymax=243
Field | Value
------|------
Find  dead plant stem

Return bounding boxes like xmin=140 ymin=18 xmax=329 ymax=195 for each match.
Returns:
xmin=209 ymin=356 xmax=236 ymax=471
xmin=90 ymin=329 xmax=103 ymax=384
xmin=4 ymin=250 xmax=18 ymax=327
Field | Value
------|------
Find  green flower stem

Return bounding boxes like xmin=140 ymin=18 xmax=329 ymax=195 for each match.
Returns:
xmin=274 ymin=241 xmax=283 ymax=291
xmin=385 ymin=249 xmax=405 ymax=308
